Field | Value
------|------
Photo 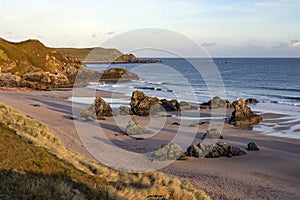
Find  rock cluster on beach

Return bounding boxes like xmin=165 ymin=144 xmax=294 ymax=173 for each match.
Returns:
xmin=99 ymin=68 xmax=139 ymax=82
xmin=200 ymin=96 xmax=232 ymax=109
xmin=80 ymin=96 xmax=113 ymax=120
xmin=129 ymin=91 xmax=196 ymax=116
xmin=187 ymin=142 xmax=246 ymax=158
xmin=229 ymin=98 xmax=262 ymax=128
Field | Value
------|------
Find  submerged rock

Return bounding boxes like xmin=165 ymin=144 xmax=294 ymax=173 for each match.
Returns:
xmin=153 ymin=143 xmax=186 ymax=161
xmin=99 ymin=68 xmax=139 ymax=82
xmin=229 ymin=98 xmax=262 ymax=128
xmin=247 ymin=142 xmax=260 ymax=151
xmin=125 ymin=117 xmax=153 ymax=135
xmin=246 ymin=98 xmax=259 ymax=104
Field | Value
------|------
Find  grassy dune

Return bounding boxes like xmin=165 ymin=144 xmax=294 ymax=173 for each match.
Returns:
xmin=0 ymin=103 xmax=210 ymax=200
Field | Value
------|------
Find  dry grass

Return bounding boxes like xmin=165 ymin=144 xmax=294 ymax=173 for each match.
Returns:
xmin=0 ymin=103 xmax=210 ymax=200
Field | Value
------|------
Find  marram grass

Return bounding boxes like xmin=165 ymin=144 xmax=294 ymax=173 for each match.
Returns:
xmin=0 ymin=103 xmax=210 ymax=200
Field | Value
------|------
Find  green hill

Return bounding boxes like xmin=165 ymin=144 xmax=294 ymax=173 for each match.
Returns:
xmin=0 ymin=38 xmax=81 ymax=75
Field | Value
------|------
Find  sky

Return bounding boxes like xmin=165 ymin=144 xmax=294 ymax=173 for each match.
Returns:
xmin=1 ymin=0 xmax=300 ymax=57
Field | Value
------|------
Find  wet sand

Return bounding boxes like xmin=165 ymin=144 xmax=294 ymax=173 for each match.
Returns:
xmin=0 ymin=88 xmax=300 ymax=200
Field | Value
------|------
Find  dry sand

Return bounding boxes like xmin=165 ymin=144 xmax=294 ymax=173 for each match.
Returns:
xmin=0 ymin=88 xmax=299 ymax=200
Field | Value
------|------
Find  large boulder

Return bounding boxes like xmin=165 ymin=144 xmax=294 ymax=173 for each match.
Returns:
xmin=125 ymin=117 xmax=153 ymax=135
xmin=153 ymin=143 xmax=187 ymax=161
xmin=80 ymin=96 xmax=113 ymax=120
xmin=99 ymin=68 xmax=139 ymax=82
xmin=229 ymin=98 xmax=262 ymax=128
xmin=130 ymin=91 xmax=162 ymax=116
xmin=187 ymin=142 xmax=246 ymax=158
xmin=200 ymin=96 xmax=232 ymax=109
xmin=179 ymin=101 xmax=198 ymax=110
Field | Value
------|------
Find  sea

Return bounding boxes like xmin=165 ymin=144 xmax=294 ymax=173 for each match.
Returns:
xmin=72 ymin=58 xmax=300 ymax=139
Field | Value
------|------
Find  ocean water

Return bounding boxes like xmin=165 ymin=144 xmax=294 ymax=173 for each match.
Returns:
xmin=75 ymin=58 xmax=300 ymax=139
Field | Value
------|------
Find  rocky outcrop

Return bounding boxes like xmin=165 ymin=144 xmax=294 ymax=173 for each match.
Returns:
xmin=125 ymin=117 xmax=153 ymax=135
xmin=22 ymin=71 xmax=70 ymax=87
xmin=153 ymin=143 xmax=187 ymax=161
xmin=114 ymin=54 xmax=138 ymax=63
xmin=229 ymin=98 xmax=262 ymax=128
xmin=187 ymin=142 xmax=246 ymax=158
xmin=247 ymin=142 xmax=260 ymax=151
xmin=200 ymin=96 xmax=232 ymax=109
xmin=99 ymin=68 xmax=139 ymax=82
xmin=80 ymin=96 xmax=113 ymax=120
xmin=201 ymin=129 xmax=223 ymax=140
xmin=130 ymin=91 xmax=162 ymax=116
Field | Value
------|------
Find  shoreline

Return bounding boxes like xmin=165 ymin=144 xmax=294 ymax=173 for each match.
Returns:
xmin=0 ymin=88 xmax=300 ymax=199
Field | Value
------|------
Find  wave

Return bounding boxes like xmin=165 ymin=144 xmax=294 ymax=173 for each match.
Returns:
xmin=253 ymin=86 xmax=300 ymax=93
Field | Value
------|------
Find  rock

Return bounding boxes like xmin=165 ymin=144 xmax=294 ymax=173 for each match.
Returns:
xmin=200 ymin=96 xmax=232 ymax=109
xmin=187 ymin=142 xmax=246 ymax=158
xmin=99 ymin=68 xmax=139 ymax=82
xmin=130 ymin=91 xmax=162 ymax=116
xmin=246 ymin=98 xmax=259 ymax=104
xmin=230 ymin=146 xmax=246 ymax=156
xmin=22 ymin=71 xmax=70 ymax=87
xmin=172 ymin=122 xmax=180 ymax=126
xmin=94 ymin=96 xmax=113 ymax=118
xmin=201 ymin=129 xmax=223 ymax=140
xmin=114 ymin=54 xmax=138 ymax=63
xmin=160 ymin=99 xmax=179 ymax=111
xmin=179 ymin=101 xmax=198 ymax=110
xmin=199 ymin=121 xmax=210 ymax=125
xmin=80 ymin=96 xmax=113 ymax=120
xmin=247 ymin=142 xmax=260 ymax=151
xmin=179 ymin=101 xmax=191 ymax=110
xmin=153 ymin=143 xmax=186 ymax=161
xmin=119 ymin=106 xmax=133 ymax=115
xmin=229 ymin=98 xmax=262 ymax=128
xmin=187 ymin=144 xmax=202 ymax=158
xmin=125 ymin=117 xmax=153 ymax=135
xmin=80 ymin=104 xmax=97 ymax=120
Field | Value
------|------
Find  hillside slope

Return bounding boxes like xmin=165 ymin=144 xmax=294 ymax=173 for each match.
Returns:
xmin=0 ymin=38 xmax=81 ymax=74
xmin=0 ymin=103 xmax=210 ymax=200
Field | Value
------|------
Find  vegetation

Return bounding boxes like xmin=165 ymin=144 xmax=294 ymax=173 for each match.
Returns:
xmin=0 ymin=103 xmax=210 ymax=199
xmin=0 ymin=38 xmax=81 ymax=74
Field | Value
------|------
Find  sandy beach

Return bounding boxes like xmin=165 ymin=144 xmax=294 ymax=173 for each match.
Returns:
xmin=1 ymin=88 xmax=300 ymax=200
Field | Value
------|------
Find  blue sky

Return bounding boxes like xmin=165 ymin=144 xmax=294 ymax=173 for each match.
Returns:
xmin=1 ymin=0 xmax=300 ymax=57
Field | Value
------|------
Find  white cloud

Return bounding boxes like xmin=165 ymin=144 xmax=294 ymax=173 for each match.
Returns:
xmin=290 ymin=40 xmax=300 ymax=47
